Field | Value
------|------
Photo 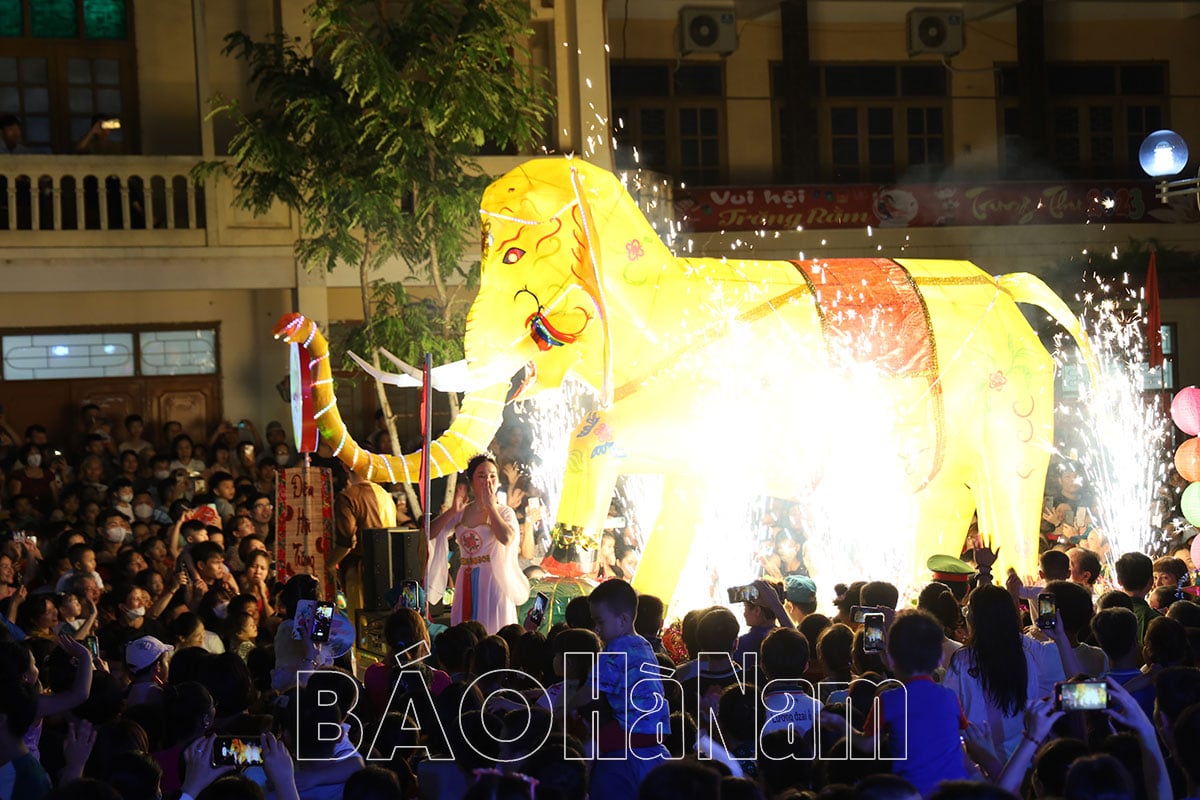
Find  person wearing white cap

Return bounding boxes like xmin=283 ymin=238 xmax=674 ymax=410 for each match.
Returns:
xmin=126 ymin=635 xmax=172 ymax=706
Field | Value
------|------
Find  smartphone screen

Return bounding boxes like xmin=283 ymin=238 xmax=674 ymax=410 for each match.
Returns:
xmin=211 ymin=735 xmax=264 ymax=767
xmin=1056 ymin=681 xmax=1107 ymax=711
xmin=1037 ymin=593 xmax=1056 ymax=629
xmin=399 ymin=580 xmax=420 ymax=610
xmin=862 ymin=612 xmax=885 ymax=652
xmin=852 ymin=605 xmax=877 ymax=624
xmin=530 ymin=592 xmax=550 ymax=626
xmin=84 ymin=636 xmax=99 ymax=658
xmin=311 ymin=601 xmax=335 ymax=643
xmin=311 ymin=601 xmax=335 ymax=641
xmin=727 ymin=585 xmax=758 ymax=604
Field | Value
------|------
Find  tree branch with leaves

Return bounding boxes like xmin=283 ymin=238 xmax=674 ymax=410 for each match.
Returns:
xmin=197 ymin=0 xmax=551 ymax=512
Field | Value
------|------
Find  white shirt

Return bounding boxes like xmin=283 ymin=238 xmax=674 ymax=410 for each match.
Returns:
xmin=944 ymin=637 xmax=1044 ymax=758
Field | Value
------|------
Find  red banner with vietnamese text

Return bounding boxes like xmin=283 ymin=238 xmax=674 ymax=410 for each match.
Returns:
xmin=674 ymin=180 xmax=1192 ymax=232
xmin=275 ymin=466 xmax=335 ymax=601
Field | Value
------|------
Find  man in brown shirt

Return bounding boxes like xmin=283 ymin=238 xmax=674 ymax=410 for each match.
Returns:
xmin=330 ymin=470 xmax=396 ymax=617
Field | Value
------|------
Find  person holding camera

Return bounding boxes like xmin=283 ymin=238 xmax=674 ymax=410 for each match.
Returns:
xmin=732 ymin=578 xmax=794 ymax=664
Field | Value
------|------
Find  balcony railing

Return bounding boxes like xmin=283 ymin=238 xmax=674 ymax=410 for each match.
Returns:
xmin=1 ymin=155 xmax=208 ymax=245
xmin=0 ymin=154 xmax=544 ymax=251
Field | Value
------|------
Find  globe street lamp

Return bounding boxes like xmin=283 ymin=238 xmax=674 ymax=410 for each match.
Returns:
xmin=1140 ymin=129 xmax=1197 ymax=207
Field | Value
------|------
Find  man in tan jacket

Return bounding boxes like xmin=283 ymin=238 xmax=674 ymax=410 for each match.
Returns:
xmin=330 ymin=469 xmax=396 ymax=618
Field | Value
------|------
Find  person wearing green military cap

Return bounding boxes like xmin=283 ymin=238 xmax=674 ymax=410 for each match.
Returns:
xmin=928 ymin=554 xmax=973 ymax=601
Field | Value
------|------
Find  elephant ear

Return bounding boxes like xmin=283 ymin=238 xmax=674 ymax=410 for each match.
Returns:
xmin=569 ymin=164 xmax=613 ymax=406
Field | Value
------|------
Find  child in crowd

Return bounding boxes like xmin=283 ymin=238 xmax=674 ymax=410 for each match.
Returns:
xmin=573 ymin=578 xmax=672 ymax=796
xmin=760 ymin=627 xmax=823 ymax=739
xmin=1091 ymin=607 xmax=1156 ymax=717
xmin=53 ymin=544 xmax=102 ymax=593
xmin=865 ymin=609 xmax=972 ymax=795
xmin=539 ymin=626 xmax=602 ymax=714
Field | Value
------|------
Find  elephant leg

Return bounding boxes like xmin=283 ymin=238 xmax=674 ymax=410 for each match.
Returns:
xmin=912 ymin=478 xmax=976 ymax=585
xmin=631 ymin=474 xmax=703 ymax=606
xmin=975 ymin=399 xmax=1052 ymax=580
xmin=554 ymin=410 xmax=624 ymax=545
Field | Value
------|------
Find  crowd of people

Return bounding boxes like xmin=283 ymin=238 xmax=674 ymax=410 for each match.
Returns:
xmin=1 ymin=403 xmax=1200 ymax=800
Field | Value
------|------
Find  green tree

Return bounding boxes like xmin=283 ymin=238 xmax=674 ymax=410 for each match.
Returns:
xmin=200 ymin=0 xmax=551 ymax=509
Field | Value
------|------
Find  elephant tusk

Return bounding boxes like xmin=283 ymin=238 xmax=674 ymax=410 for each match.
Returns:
xmin=347 ymin=350 xmax=423 ymax=388
xmin=378 ymin=347 xmax=500 ymax=392
xmin=377 ymin=348 xmax=424 ymax=380
xmin=349 ymin=350 xmax=521 ymax=394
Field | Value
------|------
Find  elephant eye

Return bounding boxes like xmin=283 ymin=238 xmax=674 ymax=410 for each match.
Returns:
xmin=503 ymin=247 xmax=525 ymax=265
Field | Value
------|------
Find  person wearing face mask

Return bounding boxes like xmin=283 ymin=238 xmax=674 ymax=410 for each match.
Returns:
xmin=149 ymin=455 xmax=172 ymax=485
xmin=111 ymin=477 xmax=136 ymax=522
xmin=94 ymin=510 xmax=132 ymax=571
xmin=271 ymin=442 xmax=294 ymax=469
xmin=9 ymin=443 xmax=57 ymax=516
xmin=99 ymin=584 xmax=168 ymax=663
xmin=131 ymin=491 xmax=155 ymax=523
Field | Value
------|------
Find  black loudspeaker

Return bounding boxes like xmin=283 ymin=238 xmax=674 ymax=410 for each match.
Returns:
xmin=361 ymin=527 xmax=423 ymax=611
xmin=355 ymin=610 xmax=391 ymax=658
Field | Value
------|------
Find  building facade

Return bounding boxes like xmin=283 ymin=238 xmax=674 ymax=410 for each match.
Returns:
xmin=1 ymin=0 xmax=1198 ymax=444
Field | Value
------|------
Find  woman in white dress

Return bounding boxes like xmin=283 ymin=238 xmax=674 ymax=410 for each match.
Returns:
xmin=944 ymin=584 xmax=1042 ymax=760
xmin=428 ymin=454 xmax=529 ymax=633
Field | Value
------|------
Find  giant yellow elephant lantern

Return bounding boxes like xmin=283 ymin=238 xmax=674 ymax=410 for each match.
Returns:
xmin=275 ymin=158 xmax=1097 ymax=602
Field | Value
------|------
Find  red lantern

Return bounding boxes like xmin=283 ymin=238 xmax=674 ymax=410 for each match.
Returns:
xmin=1176 ymin=438 xmax=1200 ymax=483
xmin=1171 ymin=387 xmax=1200 ymax=436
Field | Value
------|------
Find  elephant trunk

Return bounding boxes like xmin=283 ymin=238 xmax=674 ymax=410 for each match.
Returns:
xmin=273 ymin=313 xmax=508 ymax=484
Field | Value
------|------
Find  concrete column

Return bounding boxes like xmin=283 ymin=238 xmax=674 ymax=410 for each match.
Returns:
xmin=293 ymin=259 xmax=330 ymax=333
xmin=192 ymin=0 xmax=220 ymax=246
xmin=252 ymin=288 xmax=299 ymax=427
xmin=554 ymin=0 xmax=613 ymax=170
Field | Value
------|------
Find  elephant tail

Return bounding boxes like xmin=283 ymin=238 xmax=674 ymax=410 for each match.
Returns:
xmin=996 ymin=273 xmax=1101 ymax=387
xmin=272 ymin=313 xmax=508 ymax=484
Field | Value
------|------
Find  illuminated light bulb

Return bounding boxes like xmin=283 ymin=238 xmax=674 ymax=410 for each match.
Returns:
xmin=1139 ymin=130 xmax=1189 ymax=177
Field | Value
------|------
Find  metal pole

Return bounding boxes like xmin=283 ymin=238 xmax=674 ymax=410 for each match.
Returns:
xmin=420 ymin=352 xmax=434 ymax=544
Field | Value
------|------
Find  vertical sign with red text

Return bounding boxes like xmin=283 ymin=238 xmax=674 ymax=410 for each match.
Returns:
xmin=274 ymin=466 xmax=335 ymax=600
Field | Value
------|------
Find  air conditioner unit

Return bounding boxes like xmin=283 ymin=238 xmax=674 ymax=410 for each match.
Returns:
xmin=906 ymin=8 xmax=965 ymax=57
xmin=679 ymin=7 xmax=738 ymax=55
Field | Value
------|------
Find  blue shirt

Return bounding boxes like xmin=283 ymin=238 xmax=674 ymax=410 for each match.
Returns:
xmin=733 ymin=624 xmax=775 ymax=663
xmin=868 ymin=676 xmax=968 ymax=797
xmin=595 ymin=633 xmax=671 ymax=735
